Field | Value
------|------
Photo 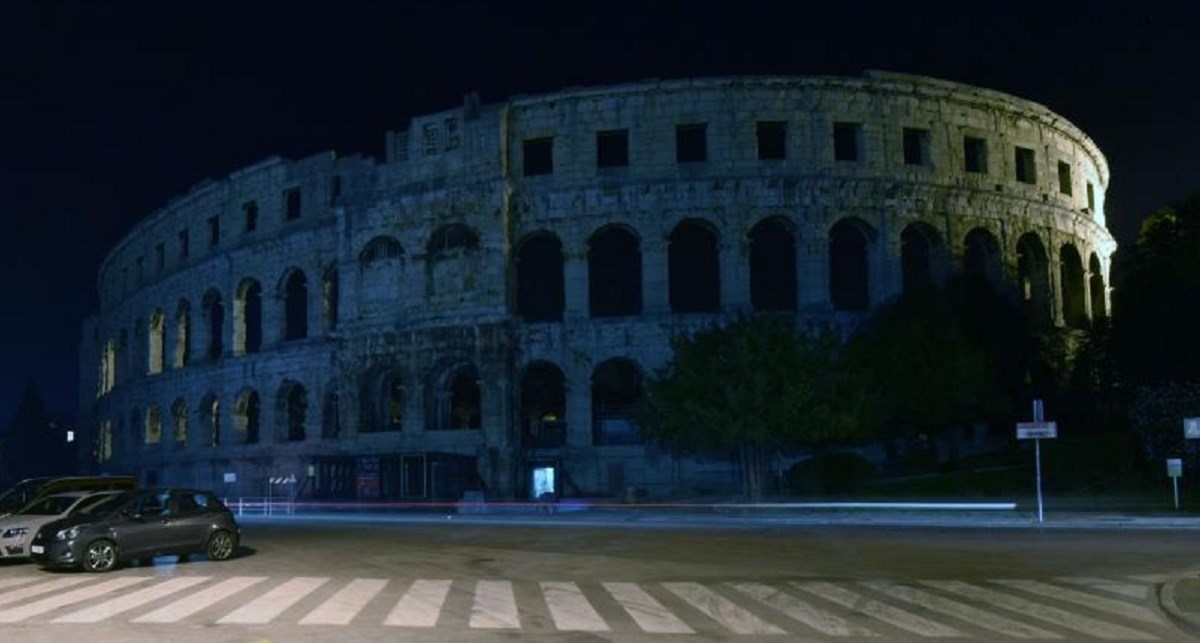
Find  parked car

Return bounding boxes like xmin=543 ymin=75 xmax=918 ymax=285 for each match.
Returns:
xmin=0 ymin=476 xmax=138 ymax=519
xmin=29 ymin=488 xmax=240 ymax=572
xmin=0 ymin=491 xmax=121 ymax=561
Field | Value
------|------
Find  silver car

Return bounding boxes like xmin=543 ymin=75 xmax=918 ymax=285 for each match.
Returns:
xmin=0 ymin=491 xmax=119 ymax=560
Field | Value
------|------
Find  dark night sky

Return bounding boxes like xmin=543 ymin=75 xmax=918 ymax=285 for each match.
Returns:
xmin=1 ymin=2 xmax=1197 ymax=426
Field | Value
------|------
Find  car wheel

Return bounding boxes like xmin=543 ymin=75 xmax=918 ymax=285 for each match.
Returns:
xmin=206 ymin=530 xmax=236 ymax=561
xmin=82 ymin=539 xmax=118 ymax=573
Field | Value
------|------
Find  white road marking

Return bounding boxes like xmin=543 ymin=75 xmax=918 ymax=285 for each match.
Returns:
xmin=862 ymin=580 xmax=1060 ymax=639
xmin=0 ymin=576 xmax=149 ymax=622
xmin=133 ymin=576 xmax=267 ymax=623
xmin=53 ymin=576 xmax=211 ymax=623
xmin=385 ymin=579 xmax=451 ymax=627
xmin=542 ymin=581 xmax=608 ymax=631
xmin=994 ymin=579 xmax=1162 ymax=624
xmin=922 ymin=581 xmax=1155 ymax=640
xmin=0 ymin=577 xmax=40 ymax=591
xmin=604 ymin=581 xmax=694 ymax=634
xmin=470 ymin=580 xmax=519 ymax=629
xmin=664 ymin=581 xmax=786 ymax=634
xmin=216 ymin=576 xmax=328 ymax=624
xmin=298 ymin=578 xmax=387 ymax=625
xmin=732 ymin=581 xmax=875 ymax=637
xmin=1130 ymin=574 xmax=1171 ymax=584
xmin=1059 ymin=576 xmax=1149 ymax=600
xmin=795 ymin=581 xmax=962 ymax=637
xmin=0 ymin=576 xmax=94 ymax=607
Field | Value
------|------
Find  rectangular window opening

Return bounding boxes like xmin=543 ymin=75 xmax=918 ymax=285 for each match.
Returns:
xmin=330 ymin=176 xmax=342 ymax=206
xmin=207 ymin=216 xmax=220 ymax=248
xmin=444 ymin=118 xmax=459 ymax=150
xmin=596 ymin=129 xmax=629 ymax=168
xmin=422 ymin=123 xmax=439 ymax=155
xmin=964 ymin=136 xmax=988 ymax=173
xmin=523 ymin=137 xmax=554 ymax=176
xmin=1015 ymin=146 xmax=1037 ymax=184
xmin=284 ymin=189 xmax=301 ymax=221
xmin=675 ymin=123 xmax=707 ymax=163
xmin=1086 ymin=182 xmax=1095 ymax=211
xmin=155 ymin=243 xmax=164 ymax=274
xmin=1057 ymin=161 xmax=1073 ymax=195
xmin=903 ymin=127 xmax=931 ymax=166
xmin=756 ymin=121 xmax=787 ymax=160
xmin=833 ymin=122 xmax=861 ymax=161
xmin=243 ymin=201 xmax=258 ymax=232
xmin=178 ymin=229 xmax=189 ymax=260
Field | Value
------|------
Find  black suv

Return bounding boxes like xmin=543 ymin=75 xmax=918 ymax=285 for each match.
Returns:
xmin=29 ymin=487 xmax=240 ymax=572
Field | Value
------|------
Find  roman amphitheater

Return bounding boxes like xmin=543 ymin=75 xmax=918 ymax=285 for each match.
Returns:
xmin=79 ymin=71 xmax=1116 ymax=503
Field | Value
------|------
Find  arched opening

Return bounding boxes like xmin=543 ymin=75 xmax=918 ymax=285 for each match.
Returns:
xmin=1016 ymin=233 xmax=1052 ymax=328
xmin=516 ymin=232 xmax=564 ymax=322
xmin=901 ymin=222 xmax=941 ymax=296
xmin=1060 ymin=244 xmax=1087 ymax=328
xmin=322 ymin=267 xmax=339 ymax=332
xmin=588 ymin=225 xmax=642 ymax=317
xmin=591 ymin=358 xmax=644 ymax=445
xmin=749 ymin=217 xmax=797 ymax=312
xmin=358 ymin=236 xmax=404 ymax=318
xmin=200 ymin=393 xmax=220 ymax=447
xmin=148 ymin=310 xmax=165 ymax=375
xmin=145 ymin=405 xmax=162 ymax=445
xmin=173 ymin=300 xmax=190 ymax=369
xmin=829 ymin=218 xmax=873 ymax=311
xmin=202 ymin=289 xmax=224 ymax=361
xmin=235 ymin=279 xmax=263 ymax=354
xmin=283 ymin=269 xmax=308 ymax=340
xmin=280 ymin=381 xmax=307 ymax=442
xmin=171 ymin=397 xmax=187 ymax=445
xmin=668 ymin=219 xmax=720 ymax=313
xmin=427 ymin=223 xmax=480 ymax=254
xmin=235 ymin=389 xmax=261 ymax=444
xmin=432 ymin=365 xmax=481 ymax=430
xmin=962 ymin=227 xmax=1002 ymax=288
xmin=1089 ymin=253 xmax=1107 ymax=320
xmin=321 ymin=385 xmax=340 ymax=439
xmin=520 ymin=361 xmax=567 ymax=448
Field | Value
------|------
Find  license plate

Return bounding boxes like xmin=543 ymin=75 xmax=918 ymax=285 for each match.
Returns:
xmin=30 ymin=545 xmax=43 ymax=554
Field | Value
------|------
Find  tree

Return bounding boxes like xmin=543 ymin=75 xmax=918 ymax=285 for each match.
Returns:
xmin=1113 ymin=192 xmax=1200 ymax=388
xmin=641 ymin=315 xmax=869 ymax=500
xmin=840 ymin=284 xmax=1013 ymax=464
xmin=1 ymin=379 xmax=67 ymax=487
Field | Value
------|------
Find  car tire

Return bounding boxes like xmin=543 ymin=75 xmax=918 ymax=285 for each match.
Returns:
xmin=82 ymin=539 xmax=118 ymax=573
xmin=206 ymin=530 xmax=236 ymax=561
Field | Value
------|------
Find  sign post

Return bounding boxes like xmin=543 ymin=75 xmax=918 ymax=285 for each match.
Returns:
xmin=1017 ymin=399 xmax=1057 ymax=524
xmin=1167 ymin=458 xmax=1183 ymax=509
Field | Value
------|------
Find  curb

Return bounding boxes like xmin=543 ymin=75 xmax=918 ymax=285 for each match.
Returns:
xmin=1161 ymin=573 xmax=1200 ymax=638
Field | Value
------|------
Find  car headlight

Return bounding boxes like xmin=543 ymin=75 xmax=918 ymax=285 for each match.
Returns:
xmin=1 ymin=527 xmax=27 ymax=538
xmin=55 ymin=525 xmax=88 ymax=541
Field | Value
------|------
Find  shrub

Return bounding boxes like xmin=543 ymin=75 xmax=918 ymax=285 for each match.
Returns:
xmin=787 ymin=452 xmax=876 ymax=495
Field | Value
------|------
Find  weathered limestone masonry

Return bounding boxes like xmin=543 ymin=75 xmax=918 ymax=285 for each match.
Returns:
xmin=79 ymin=71 xmax=1115 ymax=502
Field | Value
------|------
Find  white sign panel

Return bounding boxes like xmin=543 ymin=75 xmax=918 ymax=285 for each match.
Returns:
xmin=1168 ymin=458 xmax=1183 ymax=478
xmin=1016 ymin=421 xmax=1058 ymax=440
xmin=223 ymin=472 xmax=236 ymax=483
xmin=1185 ymin=417 xmax=1200 ymax=439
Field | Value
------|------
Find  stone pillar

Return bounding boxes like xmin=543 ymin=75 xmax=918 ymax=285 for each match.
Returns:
xmin=721 ymin=235 xmax=747 ymax=310
xmin=643 ymin=243 xmax=669 ymax=315
xmin=563 ymin=248 xmax=588 ymax=321
xmin=798 ymin=220 xmax=829 ymax=311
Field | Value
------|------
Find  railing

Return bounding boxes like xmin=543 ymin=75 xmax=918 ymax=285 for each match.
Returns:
xmin=225 ymin=496 xmax=295 ymax=516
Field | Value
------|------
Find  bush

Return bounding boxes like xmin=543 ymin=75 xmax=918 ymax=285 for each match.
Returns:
xmin=787 ymin=452 xmax=876 ymax=495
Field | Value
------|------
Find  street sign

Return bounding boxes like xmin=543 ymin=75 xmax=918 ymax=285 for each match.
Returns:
xmin=1016 ymin=421 xmax=1058 ymax=440
xmin=1185 ymin=417 xmax=1200 ymax=439
xmin=1168 ymin=458 xmax=1183 ymax=478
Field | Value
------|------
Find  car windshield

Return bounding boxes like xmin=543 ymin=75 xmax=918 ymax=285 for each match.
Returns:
xmin=0 ymin=479 xmax=51 ymax=513
xmin=16 ymin=495 xmax=80 ymax=516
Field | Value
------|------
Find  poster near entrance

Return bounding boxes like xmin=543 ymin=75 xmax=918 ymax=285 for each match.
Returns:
xmin=530 ymin=464 xmax=557 ymax=501
xmin=356 ymin=456 xmax=380 ymax=498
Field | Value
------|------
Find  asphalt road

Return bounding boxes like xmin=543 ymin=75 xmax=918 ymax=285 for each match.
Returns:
xmin=0 ymin=515 xmax=1196 ymax=641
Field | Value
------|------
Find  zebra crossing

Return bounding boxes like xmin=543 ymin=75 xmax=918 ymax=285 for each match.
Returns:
xmin=0 ymin=571 xmax=1178 ymax=638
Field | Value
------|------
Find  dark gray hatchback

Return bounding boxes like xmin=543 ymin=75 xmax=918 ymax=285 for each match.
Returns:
xmin=29 ymin=487 xmax=240 ymax=572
